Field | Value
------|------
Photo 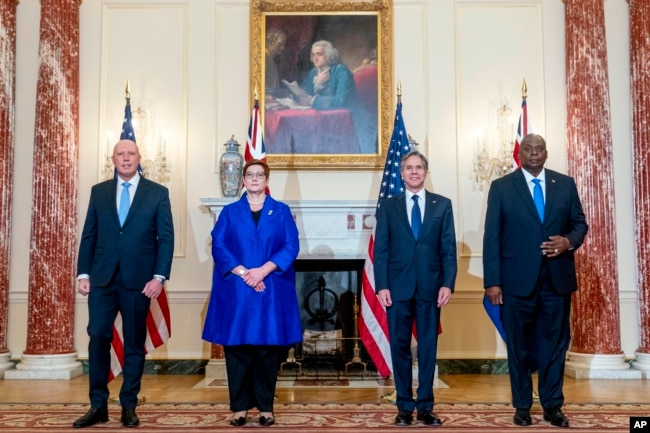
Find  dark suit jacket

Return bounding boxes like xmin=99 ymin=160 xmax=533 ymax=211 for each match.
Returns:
xmin=483 ymin=168 xmax=588 ymax=297
xmin=374 ymin=190 xmax=457 ymax=301
xmin=77 ymin=177 xmax=174 ymax=289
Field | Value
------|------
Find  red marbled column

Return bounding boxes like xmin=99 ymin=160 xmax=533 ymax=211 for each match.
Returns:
xmin=0 ymin=0 xmax=17 ymax=358
xmin=565 ymin=0 xmax=622 ymax=355
xmin=24 ymin=0 xmax=80 ymax=355
xmin=210 ymin=344 xmax=224 ymax=360
xmin=630 ymin=0 xmax=650 ymax=355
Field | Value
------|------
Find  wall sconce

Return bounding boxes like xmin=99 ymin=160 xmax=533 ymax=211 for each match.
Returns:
xmin=102 ymin=108 xmax=171 ymax=185
xmin=408 ymin=134 xmax=418 ymax=150
xmin=140 ymin=140 xmax=171 ymax=185
xmin=472 ymin=104 xmax=514 ymax=188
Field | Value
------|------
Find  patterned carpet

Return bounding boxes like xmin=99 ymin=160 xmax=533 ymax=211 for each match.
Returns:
xmin=0 ymin=402 xmax=643 ymax=432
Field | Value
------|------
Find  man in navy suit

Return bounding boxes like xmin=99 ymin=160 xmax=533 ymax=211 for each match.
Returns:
xmin=483 ymin=134 xmax=588 ymax=428
xmin=374 ymin=150 xmax=457 ymax=426
xmin=73 ymin=139 xmax=174 ymax=428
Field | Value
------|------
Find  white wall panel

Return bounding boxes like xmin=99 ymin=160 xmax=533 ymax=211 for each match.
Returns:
xmin=455 ymin=2 xmax=544 ymax=258
xmin=100 ymin=3 xmax=189 ymax=257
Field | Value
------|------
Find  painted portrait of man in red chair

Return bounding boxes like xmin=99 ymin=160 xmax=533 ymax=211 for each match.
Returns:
xmin=262 ymin=15 xmax=379 ymax=156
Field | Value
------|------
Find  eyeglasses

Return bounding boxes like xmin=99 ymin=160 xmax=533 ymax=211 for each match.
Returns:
xmin=245 ymin=172 xmax=266 ymax=179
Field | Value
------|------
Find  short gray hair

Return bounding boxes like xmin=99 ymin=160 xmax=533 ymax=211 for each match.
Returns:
xmin=400 ymin=150 xmax=428 ymax=171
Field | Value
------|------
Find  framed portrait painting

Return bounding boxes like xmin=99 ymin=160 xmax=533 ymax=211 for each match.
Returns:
xmin=250 ymin=0 xmax=393 ymax=169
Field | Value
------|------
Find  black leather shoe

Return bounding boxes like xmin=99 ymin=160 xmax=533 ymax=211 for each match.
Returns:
xmin=417 ymin=410 xmax=442 ymax=426
xmin=121 ymin=407 xmax=140 ymax=428
xmin=394 ymin=410 xmax=413 ymax=426
xmin=543 ymin=407 xmax=569 ymax=428
xmin=73 ymin=407 xmax=109 ymax=428
xmin=259 ymin=415 xmax=275 ymax=426
xmin=230 ymin=416 xmax=247 ymax=426
xmin=513 ymin=408 xmax=532 ymax=426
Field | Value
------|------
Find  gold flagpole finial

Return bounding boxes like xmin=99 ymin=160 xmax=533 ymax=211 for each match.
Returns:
xmin=125 ymin=80 xmax=131 ymax=100
xmin=521 ymin=78 xmax=528 ymax=99
xmin=397 ymin=80 xmax=402 ymax=104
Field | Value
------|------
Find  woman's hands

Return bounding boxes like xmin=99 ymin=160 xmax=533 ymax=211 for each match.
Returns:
xmin=242 ymin=267 xmax=266 ymax=292
xmin=234 ymin=262 xmax=277 ymax=292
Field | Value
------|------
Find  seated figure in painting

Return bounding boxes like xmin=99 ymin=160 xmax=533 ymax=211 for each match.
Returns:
xmin=282 ymin=40 xmax=357 ymax=110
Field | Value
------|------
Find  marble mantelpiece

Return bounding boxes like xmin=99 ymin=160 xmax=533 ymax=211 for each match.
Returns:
xmin=200 ymin=199 xmax=376 ymax=260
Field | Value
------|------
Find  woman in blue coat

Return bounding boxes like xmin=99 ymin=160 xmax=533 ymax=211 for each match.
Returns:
xmin=202 ymin=159 xmax=302 ymax=427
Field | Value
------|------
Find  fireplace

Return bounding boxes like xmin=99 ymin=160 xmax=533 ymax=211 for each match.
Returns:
xmin=290 ymin=259 xmax=366 ymax=375
xmin=295 ymin=259 xmax=362 ymax=333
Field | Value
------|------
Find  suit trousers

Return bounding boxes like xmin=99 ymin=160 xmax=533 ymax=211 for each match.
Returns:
xmin=87 ymin=269 xmax=151 ymax=408
xmin=502 ymin=262 xmax=571 ymax=410
xmin=387 ymin=297 xmax=440 ymax=414
xmin=224 ymin=345 xmax=288 ymax=413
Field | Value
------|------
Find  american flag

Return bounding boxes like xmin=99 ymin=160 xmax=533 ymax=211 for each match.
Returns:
xmin=511 ymin=95 xmax=531 ymax=171
xmin=108 ymin=99 xmax=172 ymax=381
xmin=244 ymin=99 xmax=269 ymax=194
xmin=358 ymin=101 xmax=412 ymax=378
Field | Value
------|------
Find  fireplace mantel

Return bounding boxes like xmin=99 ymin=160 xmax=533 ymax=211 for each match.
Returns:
xmin=200 ymin=199 xmax=376 ymax=259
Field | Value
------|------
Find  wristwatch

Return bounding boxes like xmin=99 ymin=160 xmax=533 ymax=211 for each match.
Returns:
xmin=238 ymin=269 xmax=246 ymax=276
xmin=154 ymin=276 xmax=166 ymax=284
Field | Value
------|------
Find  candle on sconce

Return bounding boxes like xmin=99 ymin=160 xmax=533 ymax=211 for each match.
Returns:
xmin=162 ymin=131 xmax=169 ymax=156
xmin=509 ymin=116 xmax=516 ymax=143
xmin=105 ymin=132 xmax=113 ymax=157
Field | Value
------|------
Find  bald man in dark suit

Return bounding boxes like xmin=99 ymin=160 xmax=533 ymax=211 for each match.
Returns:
xmin=483 ymin=134 xmax=588 ymax=428
xmin=74 ymin=139 xmax=174 ymax=428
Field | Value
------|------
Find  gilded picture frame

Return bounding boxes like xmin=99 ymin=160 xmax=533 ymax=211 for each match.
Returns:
xmin=250 ymin=0 xmax=393 ymax=169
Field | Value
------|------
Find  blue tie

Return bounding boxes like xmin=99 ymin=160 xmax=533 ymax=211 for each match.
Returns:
xmin=119 ymin=181 xmax=131 ymax=226
xmin=411 ymin=195 xmax=422 ymax=238
xmin=532 ymin=179 xmax=544 ymax=222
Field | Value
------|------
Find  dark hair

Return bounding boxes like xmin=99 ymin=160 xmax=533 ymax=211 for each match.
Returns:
xmin=400 ymin=150 xmax=429 ymax=171
xmin=243 ymin=159 xmax=270 ymax=178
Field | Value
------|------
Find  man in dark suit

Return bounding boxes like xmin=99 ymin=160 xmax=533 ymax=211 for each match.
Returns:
xmin=374 ymin=150 xmax=457 ymax=427
xmin=73 ymin=139 xmax=174 ymax=428
xmin=483 ymin=133 xmax=588 ymax=428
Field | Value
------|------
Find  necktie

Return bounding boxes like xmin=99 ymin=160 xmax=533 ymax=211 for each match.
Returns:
xmin=532 ymin=179 xmax=544 ymax=222
xmin=119 ymin=181 xmax=131 ymax=226
xmin=411 ymin=195 xmax=422 ymax=238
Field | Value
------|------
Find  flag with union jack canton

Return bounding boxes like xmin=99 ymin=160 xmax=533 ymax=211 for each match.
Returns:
xmin=483 ymin=89 xmax=533 ymax=343
xmin=245 ymin=100 xmax=267 ymax=162
xmin=511 ymin=94 xmax=531 ymax=171
xmin=244 ymin=99 xmax=269 ymax=195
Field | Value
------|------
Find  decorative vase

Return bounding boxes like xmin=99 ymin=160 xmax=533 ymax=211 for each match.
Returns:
xmin=220 ymin=135 xmax=244 ymax=197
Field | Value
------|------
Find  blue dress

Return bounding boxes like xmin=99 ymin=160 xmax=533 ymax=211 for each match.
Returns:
xmin=202 ymin=195 xmax=303 ymax=346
